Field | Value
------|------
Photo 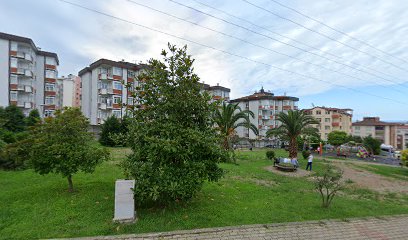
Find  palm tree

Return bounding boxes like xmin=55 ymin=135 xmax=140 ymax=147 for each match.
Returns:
xmin=266 ymin=110 xmax=319 ymax=158
xmin=213 ymin=102 xmax=258 ymax=150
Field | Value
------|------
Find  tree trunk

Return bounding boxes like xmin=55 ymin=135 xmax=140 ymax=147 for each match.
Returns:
xmin=67 ymin=175 xmax=74 ymax=192
xmin=289 ymin=137 xmax=298 ymax=158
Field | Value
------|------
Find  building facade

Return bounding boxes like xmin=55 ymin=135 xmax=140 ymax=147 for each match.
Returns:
xmin=202 ymin=83 xmax=230 ymax=102
xmin=58 ymin=74 xmax=81 ymax=108
xmin=230 ymin=88 xmax=299 ymax=146
xmin=304 ymin=107 xmax=353 ymax=140
xmin=0 ymin=32 xmax=60 ymax=117
xmin=352 ymin=117 xmax=403 ymax=149
xmin=79 ymin=59 xmax=147 ymax=125
xmin=396 ymin=125 xmax=408 ymax=150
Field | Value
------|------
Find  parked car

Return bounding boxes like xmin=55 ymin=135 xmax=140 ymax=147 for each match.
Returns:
xmin=394 ymin=151 xmax=401 ymax=159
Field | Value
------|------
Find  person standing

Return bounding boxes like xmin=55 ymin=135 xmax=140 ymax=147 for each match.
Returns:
xmin=306 ymin=153 xmax=313 ymax=171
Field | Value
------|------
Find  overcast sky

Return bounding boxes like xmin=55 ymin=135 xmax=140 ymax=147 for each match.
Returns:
xmin=1 ymin=0 xmax=407 ymax=121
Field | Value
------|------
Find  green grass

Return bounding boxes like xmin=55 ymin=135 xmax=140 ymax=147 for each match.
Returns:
xmin=1 ymin=149 xmax=407 ymax=239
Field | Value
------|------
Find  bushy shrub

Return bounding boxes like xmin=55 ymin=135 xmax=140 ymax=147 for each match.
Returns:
xmin=302 ymin=150 xmax=310 ymax=160
xmin=266 ymin=150 xmax=275 ymax=160
xmin=401 ymin=149 xmax=408 ymax=166
xmin=314 ymin=163 xmax=343 ymax=208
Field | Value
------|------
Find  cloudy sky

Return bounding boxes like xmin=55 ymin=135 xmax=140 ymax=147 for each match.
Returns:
xmin=1 ymin=0 xmax=407 ymax=121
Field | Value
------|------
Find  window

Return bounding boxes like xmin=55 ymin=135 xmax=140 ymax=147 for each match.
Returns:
xmin=325 ymin=111 xmax=330 ymax=114
xmin=45 ymin=83 xmax=55 ymax=91
xmin=45 ymin=57 xmax=56 ymax=65
xmin=113 ymin=96 xmax=121 ymax=104
xmin=113 ymin=81 xmax=122 ymax=90
xmin=10 ymin=42 xmax=18 ymax=51
xmin=325 ymin=126 xmax=330 ymax=130
xmin=316 ymin=118 xmax=321 ymax=122
xmin=45 ymin=96 xmax=55 ymax=105
xmin=325 ymin=118 xmax=330 ymax=123
xmin=316 ymin=110 xmax=321 ymax=115
xmin=354 ymin=126 xmax=360 ymax=130
xmin=112 ymin=110 xmax=121 ymax=118
xmin=10 ymin=91 xmax=18 ymax=101
xmin=127 ymin=97 xmax=134 ymax=105
xmin=10 ymin=75 xmax=18 ymax=84
xmin=44 ymin=110 xmax=54 ymax=117
xmin=113 ymin=67 xmax=122 ymax=76
xmin=46 ymin=70 xmax=56 ymax=79
xmin=10 ymin=58 xmax=17 ymax=68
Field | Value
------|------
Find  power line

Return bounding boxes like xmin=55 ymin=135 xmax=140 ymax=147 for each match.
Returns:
xmin=169 ymin=0 xmax=408 ymax=89
xmin=57 ymin=0 xmax=407 ymax=105
xmin=240 ymin=0 xmax=408 ymax=73
xmin=127 ymin=0 xmax=405 ymax=94
xmin=268 ymin=0 xmax=408 ymax=64
xmin=190 ymin=0 xmax=407 ymax=87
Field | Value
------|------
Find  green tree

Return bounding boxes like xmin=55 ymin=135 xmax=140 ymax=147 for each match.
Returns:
xmin=401 ymin=149 xmax=408 ymax=166
xmin=347 ymin=135 xmax=363 ymax=143
xmin=122 ymin=44 xmax=225 ymax=205
xmin=266 ymin=110 xmax=319 ymax=158
xmin=213 ymin=102 xmax=258 ymax=150
xmin=25 ymin=109 xmax=41 ymax=126
xmin=327 ymin=131 xmax=348 ymax=146
xmin=1 ymin=105 xmax=26 ymax=132
xmin=28 ymin=108 xmax=109 ymax=192
xmin=363 ymin=135 xmax=381 ymax=155
xmin=99 ymin=115 xmax=122 ymax=146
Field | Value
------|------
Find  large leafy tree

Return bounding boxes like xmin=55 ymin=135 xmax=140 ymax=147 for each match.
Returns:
xmin=122 ymin=44 xmax=226 ymax=205
xmin=266 ymin=110 xmax=319 ymax=158
xmin=213 ymin=102 xmax=258 ymax=150
xmin=0 ymin=105 xmax=26 ymax=132
xmin=25 ymin=109 xmax=41 ymax=126
xmin=28 ymin=108 xmax=109 ymax=192
xmin=99 ymin=115 xmax=122 ymax=146
xmin=362 ymin=135 xmax=381 ymax=155
xmin=327 ymin=131 xmax=348 ymax=146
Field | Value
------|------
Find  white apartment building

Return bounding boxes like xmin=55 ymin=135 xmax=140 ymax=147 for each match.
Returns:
xmin=58 ymin=74 xmax=81 ymax=108
xmin=304 ymin=107 xmax=353 ymax=140
xmin=201 ymin=83 xmax=230 ymax=102
xmin=352 ymin=117 xmax=403 ymax=149
xmin=230 ymin=88 xmax=299 ymax=146
xmin=79 ymin=59 xmax=147 ymax=126
xmin=0 ymin=32 xmax=60 ymax=117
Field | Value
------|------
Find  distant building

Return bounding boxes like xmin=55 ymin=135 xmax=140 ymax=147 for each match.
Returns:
xmin=0 ymin=32 xmax=60 ymax=117
xmin=352 ymin=117 xmax=404 ymax=149
xmin=230 ymin=88 xmax=299 ymax=146
xmin=58 ymin=74 xmax=81 ymax=108
xmin=304 ymin=107 xmax=353 ymax=140
xmin=396 ymin=125 xmax=408 ymax=150
xmin=201 ymin=83 xmax=230 ymax=102
xmin=78 ymin=59 xmax=147 ymax=126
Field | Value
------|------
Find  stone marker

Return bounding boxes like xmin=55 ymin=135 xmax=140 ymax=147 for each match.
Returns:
xmin=113 ymin=179 xmax=136 ymax=223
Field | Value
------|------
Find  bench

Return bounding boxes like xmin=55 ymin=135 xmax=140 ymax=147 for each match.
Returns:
xmin=275 ymin=164 xmax=297 ymax=172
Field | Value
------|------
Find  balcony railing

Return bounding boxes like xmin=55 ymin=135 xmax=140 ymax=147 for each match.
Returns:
xmin=17 ymin=101 xmax=33 ymax=109
xmin=98 ymin=102 xmax=113 ymax=110
xmin=99 ymin=73 xmax=114 ymax=80
xmin=99 ymin=88 xmax=114 ymax=95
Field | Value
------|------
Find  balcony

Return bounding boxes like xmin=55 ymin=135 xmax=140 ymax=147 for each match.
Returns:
xmin=10 ymin=51 xmax=33 ymax=62
xmin=332 ymin=114 xmax=340 ymax=118
xmin=332 ymin=122 xmax=340 ymax=127
xmin=262 ymin=115 xmax=269 ymax=120
xmin=283 ymin=105 xmax=292 ymax=110
xmin=99 ymin=88 xmax=114 ymax=95
xmin=98 ymin=102 xmax=113 ymax=110
xmin=45 ymin=64 xmax=57 ymax=70
xmin=99 ymin=73 xmax=114 ymax=80
xmin=17 ymin=101 xmax=33 ymax=109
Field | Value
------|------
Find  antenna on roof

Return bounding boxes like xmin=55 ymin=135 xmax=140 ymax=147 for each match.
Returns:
xmin=311 ymin=103 xmax=315 ymax=107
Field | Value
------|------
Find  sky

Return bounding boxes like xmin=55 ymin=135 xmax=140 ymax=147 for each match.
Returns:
xmin=0 ymin=0 xmax=407 ymax=121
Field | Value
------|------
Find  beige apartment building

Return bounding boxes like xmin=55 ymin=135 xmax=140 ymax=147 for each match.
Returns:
xmin=201 ymin=83 xmax=230 ymax=102
xmin=230 ymin=88 xmax=299 ymax=146
xmin=352 ymin=117 xmax=404 ymax=149
xmin=304 ymin=107 xmax=353 ymax=140
xmin=0 ymin=32 xmax=61 ymax=117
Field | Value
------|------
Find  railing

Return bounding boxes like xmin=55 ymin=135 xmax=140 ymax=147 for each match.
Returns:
xmin=99 ymin=73 xmax=114 ymax=80
xmin=99 ymin=88 xmax=114 ymax=95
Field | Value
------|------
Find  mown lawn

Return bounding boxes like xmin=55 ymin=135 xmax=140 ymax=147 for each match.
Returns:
xmin=1 ymin=149 xmax=407 ymax=239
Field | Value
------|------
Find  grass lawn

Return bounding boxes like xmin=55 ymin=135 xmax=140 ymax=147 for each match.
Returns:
xmin=1 ymin=149 xmax=408 ymax=239
xmin=352 ymin=164 xmax=408 ymax=181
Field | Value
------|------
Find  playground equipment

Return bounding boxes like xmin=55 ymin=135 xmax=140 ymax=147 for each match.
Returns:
xmin=337 ymin=142 xmax=370 ymax=158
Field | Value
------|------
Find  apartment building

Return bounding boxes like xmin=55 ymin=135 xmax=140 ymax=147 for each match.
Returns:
xmin=201 ymin=83 xmax=230 ymax=102
xmin=0 ymin=32 xmax=60 ymax=117
xmin=352 ymin=117 xmax=403 ymax=149
xmin=304 ymin=106 xmax=353 ymax=140
xmin=79 ymin=59 xmax=147 ymax=125
xmin=230 ymin=88 xmax=299 ymax=146
xmin=396 ymin=125 xmax=408 ymax=150
xmin=58 ymin=74 xmax=81 ymax=108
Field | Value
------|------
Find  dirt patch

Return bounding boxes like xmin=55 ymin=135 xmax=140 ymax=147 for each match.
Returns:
xmin=231 ymin=176 xmax=277 ymax=187
xmin=332 ymin=162 xmax=408 ymax=194
xmin=264 ymin=165 xmax=312 ymax=178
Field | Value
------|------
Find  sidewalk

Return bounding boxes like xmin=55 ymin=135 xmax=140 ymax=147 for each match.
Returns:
xmin=70 ymin=215 xmax=408 ymax=240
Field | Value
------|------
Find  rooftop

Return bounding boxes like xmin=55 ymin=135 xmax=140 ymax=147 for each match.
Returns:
xmin=230 ymin=87 xmax=298 ymax=102
xmin=0 ymin=32 xmax=59 ymax=64
xmin=352 ymin=117 xmax=403 ymax=126
xmin=78 ymin=59 xmax=149 ymax=76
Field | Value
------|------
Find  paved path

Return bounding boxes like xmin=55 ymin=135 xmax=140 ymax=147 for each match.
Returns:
xmin=72 ymin=215 xmax=408 ymax=240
